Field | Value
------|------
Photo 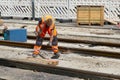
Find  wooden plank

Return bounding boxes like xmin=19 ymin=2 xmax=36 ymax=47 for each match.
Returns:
xmin=18 ymin=57 xmax=59 ymax=66
xmin=90 ymin=6 xmax=103 ymax=26
xmin=104 ymin=18 xmax=117 ymax=25
xmin=101 ymin=6 xmax=104 ymax=26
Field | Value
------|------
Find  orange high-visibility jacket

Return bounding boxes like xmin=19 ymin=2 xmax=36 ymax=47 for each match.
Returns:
xmin=36 ymin=22 xmax=57 ymax=38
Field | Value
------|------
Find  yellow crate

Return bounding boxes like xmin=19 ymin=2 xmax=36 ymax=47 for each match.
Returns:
xmin=77 ymin=5 xmax=104 ymax=26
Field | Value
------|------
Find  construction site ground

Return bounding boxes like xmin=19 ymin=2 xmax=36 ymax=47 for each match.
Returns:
xmin=0 ymin=45 xmax=120 ymax=76
xmin=1 ymin=20 xmax=120 ymax=43
xmin=0 ymin=64 xmax=81 ymax=80
xmin=0 ymin=20 xmax=120 ymax=79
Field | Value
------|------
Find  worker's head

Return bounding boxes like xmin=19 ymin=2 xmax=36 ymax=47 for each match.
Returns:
xmin=45 ymin=19 xmax=53 ymax=27
xmin=44 ymin=15 xmax=54 ymax=27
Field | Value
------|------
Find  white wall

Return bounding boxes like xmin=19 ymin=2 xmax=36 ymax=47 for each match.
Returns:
xmin=0 ymin=0 xmax=120 ymax=21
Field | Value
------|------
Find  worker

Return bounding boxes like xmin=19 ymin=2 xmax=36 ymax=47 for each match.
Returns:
xmin=33 ymin=15 xmax=60 ymax=59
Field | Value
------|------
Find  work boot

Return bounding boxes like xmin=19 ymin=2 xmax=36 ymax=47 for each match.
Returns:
xmin=32 ymin=54 xmax=39 ymax=58
xmin=51 ymin=52 xmax=60 ymax=59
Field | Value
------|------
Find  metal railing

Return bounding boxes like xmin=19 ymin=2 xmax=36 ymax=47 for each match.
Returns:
xmin=0 ymin=0 xmax=120 ymax=21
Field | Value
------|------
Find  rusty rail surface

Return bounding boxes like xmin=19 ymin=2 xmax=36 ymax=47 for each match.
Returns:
xmin=0 ymin=58 xmax=119 ymax=79
xmin=3 ymin=20 xmax=120 ymax=30
xmin=0 ymin=33 xmax=120 ymax=47
xmin=28 ymin=35 xmax=120 ymax=47
xmin=0 ymin=40 xmax=120 ymax=58
xmin=0 ymin=78 xmax=6 ymax=80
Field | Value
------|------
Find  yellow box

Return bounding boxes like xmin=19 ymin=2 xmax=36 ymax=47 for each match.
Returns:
xmin=77 ymin=5 xmax=104 ymax=26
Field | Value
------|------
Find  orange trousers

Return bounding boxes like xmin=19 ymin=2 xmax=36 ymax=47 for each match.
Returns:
xmin=33 ymin=36 xmax=58 ymax=55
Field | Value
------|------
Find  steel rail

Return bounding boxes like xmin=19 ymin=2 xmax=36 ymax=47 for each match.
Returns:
xmin=0 ymin=78 xmax=6 ymax=80
xmin=0 ymin=40 xmax=120 ymax=58
xmin=28 ymin=35 xmax=120 ymax=47
xmin=0 ymin=33 xmax=120 ymax=47
xmin=0 ymin=58 xmax=119 ymax=79
xmin=3 ymin=20 xmax=120 ymax=30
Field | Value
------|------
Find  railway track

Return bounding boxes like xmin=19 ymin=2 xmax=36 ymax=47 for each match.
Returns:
xmin=0 ymin=33 xmax=120 ymax=79
xmin=0 ymin=33 xmax=120 ymax=47
xmin=0 ymin=78 xmax=6 ymax=80
xmin=0 ymin=40 xmax=120 ymax=59
xmin=3 ymin=19 xmax=120 ymax=30
xmin=1 ymin=13 xmax=120 ymax=80
xmin=27 ymin=35 xmax=120 ymax=47
xmin=0 ymin=58 xmax=119 ymax=80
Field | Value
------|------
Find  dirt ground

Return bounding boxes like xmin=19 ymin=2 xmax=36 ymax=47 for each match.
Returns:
xmin=0 ymin=20 xmax=120 ymax=79
xmin=0 ymin=46 xmax=120 ymax=76
xmin=0 ymin=22 xmax=120 ymax=38
xmin=0 ymin=66 xmax=81 ymax=80
xmin=1 ymin=21 xmax=120 ymax=53
xmin=1 ymin=21 xmax=120 ymax=44
xmin=28 ymin=39 xmax=120 ymax=53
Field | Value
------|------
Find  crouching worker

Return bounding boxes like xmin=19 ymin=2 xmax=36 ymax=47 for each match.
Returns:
xmin=33 ymin=15 xmax=60 ymax=59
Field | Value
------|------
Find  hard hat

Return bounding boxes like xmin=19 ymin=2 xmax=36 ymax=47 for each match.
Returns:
xmin=44 ymin=15 xmax=55 ymax=24
xmin=43 ymin=15 xmax=54 ymax=27
xmin=44 ymin=15 xmax=53 ymax=21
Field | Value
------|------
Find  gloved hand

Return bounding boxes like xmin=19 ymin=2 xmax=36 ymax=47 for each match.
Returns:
xmin=34 ymin=31 xmax=38 ymax=36
xmin=47 ymin=42 xmax=52 ymax=46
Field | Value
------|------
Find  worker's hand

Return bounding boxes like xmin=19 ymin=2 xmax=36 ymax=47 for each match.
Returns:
xmin=34 ymin=31 xmax=38 ymax=36
xmin=47 ymin=42 xmax=52 ymax=46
